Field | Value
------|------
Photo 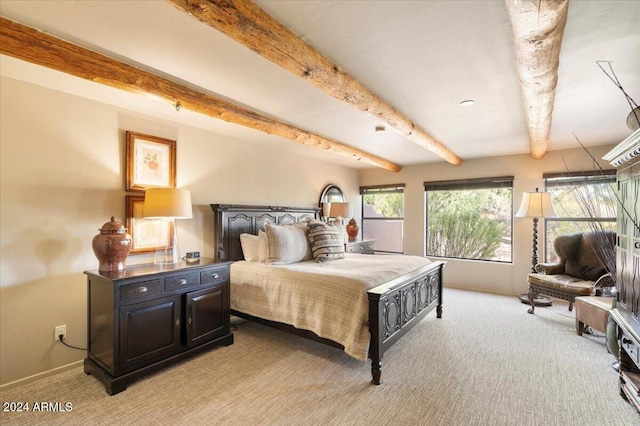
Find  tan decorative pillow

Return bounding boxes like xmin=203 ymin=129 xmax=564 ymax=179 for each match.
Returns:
xmin=239 ymin=233 xmax=259 ymax=262
xmin=258 ymin=230 xmax=268 ymax=263
xmin=307 ymin=220 xmax=345 ymax=262
xmin=330 ymin=219 xmax=346 ymax=243
xmin=264 ymin=223 xmax=312 ymax=265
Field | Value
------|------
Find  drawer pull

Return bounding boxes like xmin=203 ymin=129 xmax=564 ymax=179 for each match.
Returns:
xmin=211 ymin=273 xmax=219 ymax=279
xmin=359 ymin=246 xmax=364 ymax=251
xmin=178 ymin=279 xmax=188 ymax=286
xmin=622 ymin=337 xmax=632 ymax=345
xmin=136 ymin=286 xmax=148 ymax=293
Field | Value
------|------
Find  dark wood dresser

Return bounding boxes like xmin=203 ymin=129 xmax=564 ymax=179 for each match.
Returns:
xmin=605 ymin=128 xmax=640 ymax=412
xmin=84 ymin=258 xmax=233 ymax=395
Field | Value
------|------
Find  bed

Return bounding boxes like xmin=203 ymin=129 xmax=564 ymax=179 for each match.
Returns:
xmin=210 ymin=204 xmax=445 ymax=384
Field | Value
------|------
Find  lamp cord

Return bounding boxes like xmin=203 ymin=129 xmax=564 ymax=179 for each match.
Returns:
xmin=59 ymin=335 xmax=87 ymax=351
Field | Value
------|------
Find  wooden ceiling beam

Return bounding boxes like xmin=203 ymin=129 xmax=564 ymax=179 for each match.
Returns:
xmin=167 ymin=0 xmax=463 ymax=166
xmin=505 ymin=0 xmax=569 ymax=159
xmin=0 ymin=17 xmax=401 ymax=172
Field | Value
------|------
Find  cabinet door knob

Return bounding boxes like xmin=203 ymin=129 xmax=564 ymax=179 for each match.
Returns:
xmin=635 ymin=242 xmax=640 ymax=249
xmin=136 ymin=286 xmax=148 ymax=293
xmin=211 ymin=273 xmax=219 ymax=279
xmin=175 ymin=318 xmax=180 ymax=326
xmin=188 ymin=317 xmax=192 ymax=325
xmin=178 ymin=279 xmax=187 ymax=286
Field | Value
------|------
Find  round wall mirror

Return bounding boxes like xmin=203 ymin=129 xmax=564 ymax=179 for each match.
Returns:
xmin=319 ymin=184 xmax=344 ymax=219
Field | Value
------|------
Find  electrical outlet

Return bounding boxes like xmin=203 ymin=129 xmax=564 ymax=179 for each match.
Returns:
xmin=54 ymin=325 xmax=66 ymax=342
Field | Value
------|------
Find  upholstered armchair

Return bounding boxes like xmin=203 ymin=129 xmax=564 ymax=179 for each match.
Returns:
xmin=526 ymin=231 xmax=615 ymax=314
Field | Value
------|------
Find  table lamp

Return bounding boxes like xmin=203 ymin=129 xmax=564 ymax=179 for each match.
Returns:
xmin=329 ymin=202 xmax=350 ymax=222
xmin=329 ymin=202 xmax=351 ymax=242
xmin=143 ymin=188 xmax=193 ymax=265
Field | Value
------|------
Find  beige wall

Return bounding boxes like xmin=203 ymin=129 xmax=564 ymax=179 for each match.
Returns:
xmin=359 ymin=145 xmax=616 ymax=296
xmin=0 ymin=76 xmax=359 ymax=386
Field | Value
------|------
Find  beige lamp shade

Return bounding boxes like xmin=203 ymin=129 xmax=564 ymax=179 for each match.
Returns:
xmin=329 ymin=202 xmax=350 ymax=218
xmin=143 ymin=188 xmax=193 ymax=219
xmin=515 ymin=189 xmax=556 ymax=219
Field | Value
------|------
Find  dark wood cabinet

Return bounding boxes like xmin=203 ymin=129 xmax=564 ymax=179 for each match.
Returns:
xmin=185 ymin=286 xmax=226 ymax=348
xmin=119 ymin=294 xmax=182 ymax=372
xmin=84 ymin=259 xmax=233 ymax=395
xmin=605 ymin=129 xmax=640 ymax=413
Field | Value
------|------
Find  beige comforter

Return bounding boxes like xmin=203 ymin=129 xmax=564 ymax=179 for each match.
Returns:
xmin=230 ymin=253 xmax=432 ymax=361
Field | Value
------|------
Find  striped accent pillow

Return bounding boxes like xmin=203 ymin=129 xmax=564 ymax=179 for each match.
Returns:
xmin=307 ymin=220 xmax=345 ymax=262
xmin=264 ymin=223 xmax=312 ymax=265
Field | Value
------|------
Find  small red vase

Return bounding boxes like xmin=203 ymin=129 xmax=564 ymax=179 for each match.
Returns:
xmin=346 ymin=218 xmax=359 ymax=242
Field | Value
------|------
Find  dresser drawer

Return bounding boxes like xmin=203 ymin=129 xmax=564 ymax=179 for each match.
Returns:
xmin=346 ymin=241 xmax=374 ymax=254
xmin=165 ymin=273 xmax=200 ymax=292
xmin=621 ymin=327 xmax=640 ymax=364
xmin=120 ymin=280 xmax=162 ymax=302
xmin=200 ymin=267 xmax=230 ymax=286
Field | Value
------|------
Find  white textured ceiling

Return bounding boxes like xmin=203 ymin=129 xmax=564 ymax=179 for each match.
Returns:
xmin=0 ymin=0 xmax=638 ymax=170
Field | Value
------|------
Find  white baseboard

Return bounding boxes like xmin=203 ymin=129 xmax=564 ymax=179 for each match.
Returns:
xmin=444 ymin=284 xmax=513 ymax=297
xmin=0 ymin=360 xmax=84 ymax=391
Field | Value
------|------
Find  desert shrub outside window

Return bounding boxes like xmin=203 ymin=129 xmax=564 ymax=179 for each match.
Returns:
xmin=425 ymin=177 xmax=513 ymax=262
xmin=361 ymin=184 xmax=404 ymax=253
xmin=544 ymin=171 xmax=617 ymax=262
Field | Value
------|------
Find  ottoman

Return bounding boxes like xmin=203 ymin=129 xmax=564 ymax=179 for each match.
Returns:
xmin=575 ymin=296 xmax=614 ymax=336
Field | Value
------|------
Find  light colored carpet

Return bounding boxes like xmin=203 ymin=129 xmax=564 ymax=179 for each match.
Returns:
xmin=1 ymin=289 xmax=636 ymax=425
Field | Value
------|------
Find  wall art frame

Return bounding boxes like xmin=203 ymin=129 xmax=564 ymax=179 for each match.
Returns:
xmin=126 ymin=131 xmax=176 ymax=191
xmin=125 ymin=195 xmax=172 ymax=253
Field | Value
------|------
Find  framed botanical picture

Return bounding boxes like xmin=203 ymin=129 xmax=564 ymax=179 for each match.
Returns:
xmin=125 ymin=195 xmax=172 ymax=253
xmin=126 ymin=131 xmax=176 ymax=191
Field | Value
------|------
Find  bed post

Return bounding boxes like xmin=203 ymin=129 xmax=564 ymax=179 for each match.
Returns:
xmin=368 ymin=292 xmax=384 ymax=385
xmin=367 ymin=261 xmax=445 ymax=385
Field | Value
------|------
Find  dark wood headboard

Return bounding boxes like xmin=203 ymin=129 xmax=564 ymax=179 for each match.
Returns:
xmin=210 ymin=204 xmax=321 ymax=261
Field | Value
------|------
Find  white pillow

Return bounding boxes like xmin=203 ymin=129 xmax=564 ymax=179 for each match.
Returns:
xmin=264 ymin=222 xmax=312 ymax=265
xmin=239 ymin=233 xmax=260 ymax=262
xmin=258 ymin=230 xmax=268 ymax=263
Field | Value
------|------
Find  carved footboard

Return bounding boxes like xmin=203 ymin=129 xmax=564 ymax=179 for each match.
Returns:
xmin=367 ymin=260 xmax=445 ymax=384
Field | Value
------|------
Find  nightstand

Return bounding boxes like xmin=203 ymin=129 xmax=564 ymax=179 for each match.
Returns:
xmin=84 ymin=258 xmax=233 ymax=395
xmin=345 ymin=239 xmax=375 ymax=254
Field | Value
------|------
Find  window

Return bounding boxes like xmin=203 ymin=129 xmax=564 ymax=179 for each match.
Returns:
xmin=425 ymin=177 xmax=513 ymax=262
xmin=544 ymin=171 xmax=617 ymax=262
xmin=361 ymin=184 xmax=405 ymax=253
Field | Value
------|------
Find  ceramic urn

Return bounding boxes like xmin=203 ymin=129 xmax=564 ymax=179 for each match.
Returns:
xmin=92 ymin=216 xmax=132 ymax=271
xmin=346 ymin=218 xmax=360 ymax=242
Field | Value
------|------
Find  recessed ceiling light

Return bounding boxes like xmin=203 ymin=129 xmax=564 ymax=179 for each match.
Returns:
xmin=375 ymin=125 xmax=386 ymax=133
xmin=459 ymin=100 xmax=475 ymax=107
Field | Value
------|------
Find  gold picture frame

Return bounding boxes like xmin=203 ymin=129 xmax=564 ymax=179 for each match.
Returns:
xmin=125 ymin=195 xmax=172 ymax=253
xmin=126 ymin=131 xmax=176 ymax=191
